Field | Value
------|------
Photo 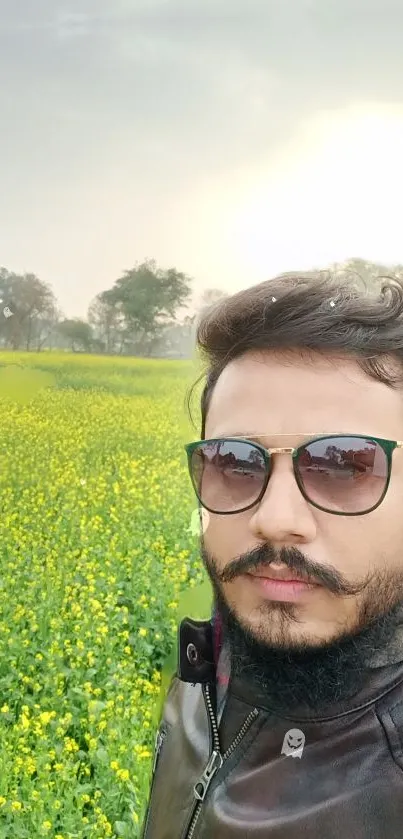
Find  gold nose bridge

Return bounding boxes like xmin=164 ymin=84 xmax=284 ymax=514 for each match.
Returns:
xmin=268 ymin=447 xmax=295 ymax=455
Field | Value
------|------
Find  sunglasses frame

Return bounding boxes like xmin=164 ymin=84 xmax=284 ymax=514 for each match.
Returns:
xmin=184 ymin=433 xmax=403 ymax=516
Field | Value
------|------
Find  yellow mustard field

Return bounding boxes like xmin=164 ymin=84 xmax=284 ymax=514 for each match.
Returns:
xmin=0 ymin=352 xmax=205 ymax=839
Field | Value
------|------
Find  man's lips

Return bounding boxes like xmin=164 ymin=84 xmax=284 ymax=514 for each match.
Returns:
xmin=246 ymin=567 xmax=320 ymax=586
xmin=244 ymin=569 xmax=321 ymax=602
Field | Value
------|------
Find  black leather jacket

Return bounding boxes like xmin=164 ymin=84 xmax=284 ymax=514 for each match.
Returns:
xmin=141 ymin=617 xmax=403 ymax=839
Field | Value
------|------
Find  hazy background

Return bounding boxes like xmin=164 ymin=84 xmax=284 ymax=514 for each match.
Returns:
xmin=1 ymin=0 xmax=403 ymax=319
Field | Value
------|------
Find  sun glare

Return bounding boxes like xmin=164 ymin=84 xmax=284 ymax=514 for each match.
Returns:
xmin=228 ymin=104 xmax=403 ymax=277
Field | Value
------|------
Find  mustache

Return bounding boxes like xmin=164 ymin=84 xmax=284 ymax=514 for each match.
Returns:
xmin=212 ymin=544 xmax=372 ymax=596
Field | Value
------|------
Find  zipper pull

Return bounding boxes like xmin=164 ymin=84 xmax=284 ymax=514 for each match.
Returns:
xmin=193 ymin=749 xmax=223 ymax=802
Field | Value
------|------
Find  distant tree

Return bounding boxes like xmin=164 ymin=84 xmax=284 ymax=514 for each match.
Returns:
xmin=329 ymin=257 xmax=403 ymax=288
xmin=57 ymin=319 xmax=94 ymax=353
xmin=103 ymin=259 xmax=192 ymax=356
xmin=154 ymin=313 xmax=198 ymax=358
xmin=198 ymin=288 xmax=228 ymax=314
xmin=87 ymin=293 xmax=125 ymax=355
xmin=34 ymin=303 xmax=62 ymax=351
xmin=184 ymin=288 xmax=228 ymax=352
xmin=0 ymin=268 xmax=59 ymax=350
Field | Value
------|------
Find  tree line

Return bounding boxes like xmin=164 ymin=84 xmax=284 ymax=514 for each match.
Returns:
xmin=0 ymin=257 xmax=400 ymax=358
xmin=0 ymin=260 xmax=228 ymax=358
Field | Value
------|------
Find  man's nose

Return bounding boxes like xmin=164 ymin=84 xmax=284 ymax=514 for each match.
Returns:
xmin=249 ymin=456 xmax=317 ymax=544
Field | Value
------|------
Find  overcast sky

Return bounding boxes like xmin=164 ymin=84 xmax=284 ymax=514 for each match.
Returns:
xmin=1 ymin=0 xmax=403 ymax=318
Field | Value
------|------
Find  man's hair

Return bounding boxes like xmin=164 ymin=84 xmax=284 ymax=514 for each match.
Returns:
xmin=186 ymin=269 xmax=403 ymax=438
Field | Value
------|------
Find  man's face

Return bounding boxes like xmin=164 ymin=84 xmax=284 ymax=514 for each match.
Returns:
xmin=202 ymin=350 xmax=403 ymax=650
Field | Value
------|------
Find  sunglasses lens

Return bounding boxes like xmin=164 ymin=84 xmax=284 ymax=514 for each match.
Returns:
xmin=190 ymin=440 xmax=267 ymax=513
xmin=297 ymin=436 xmax=388 ymax=513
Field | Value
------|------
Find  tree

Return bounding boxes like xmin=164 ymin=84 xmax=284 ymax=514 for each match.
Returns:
xmin=57 ymin=319 xmax=94 ymax=353
xmin=329 ymin=257 xmax=403 ymax=289
xmin=103 ymin=259 xmax=192 ymax=356
xmin=198 ymin=288 xmax=228 ymax=313
xmin=154 ymin=313 xmax=198 ymax=358
xmin=0 ymin=269 xmax=59 ymax=351
xmin=34 ymin=303 xmax=63 ymax=351
xmin=87 ymin=293 xmax=126 ymax=355
xmin=200 ymin=288 xmax=228 ymax=306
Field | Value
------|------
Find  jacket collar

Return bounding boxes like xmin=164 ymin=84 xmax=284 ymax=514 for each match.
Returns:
xmin=177 ymin=617 xmax=216 ymax=684
xmin=229 ymin=659 xmax=403 ymax=721
xmin=178 ymin=616 xmax=403 ymax=721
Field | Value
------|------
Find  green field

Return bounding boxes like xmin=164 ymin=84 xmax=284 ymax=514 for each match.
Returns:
xmin=0 ymin=352 xmax=207 ymax=838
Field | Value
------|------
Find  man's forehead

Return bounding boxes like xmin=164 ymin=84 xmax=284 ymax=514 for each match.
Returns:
xmin=205 ymin=351 xmax=403 ymax=441
xmin=211 ymin=349 xmax=378 ymax=389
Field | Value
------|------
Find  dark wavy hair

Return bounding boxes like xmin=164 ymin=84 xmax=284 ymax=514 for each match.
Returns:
xmin=186 ymin=269 xmax=403 ymax=439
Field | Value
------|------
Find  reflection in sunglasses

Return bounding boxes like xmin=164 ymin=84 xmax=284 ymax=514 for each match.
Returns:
xmin=191 ymin=435 xmax=391 ymax=515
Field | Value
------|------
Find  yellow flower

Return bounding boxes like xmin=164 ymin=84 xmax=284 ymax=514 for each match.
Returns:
xmin=0 ymin=353 xmax=197 ymax=832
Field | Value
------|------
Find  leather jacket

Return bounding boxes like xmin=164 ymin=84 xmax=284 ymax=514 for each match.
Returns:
xmin=141 ymin=616 xmax=403 ymax=838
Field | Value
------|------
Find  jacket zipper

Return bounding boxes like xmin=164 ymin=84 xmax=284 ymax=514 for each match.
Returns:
xmin=152 ymin=727 xmax=167 ymax=773
xmin=141 ymin=725 xmax=167 ymax=839
xmin=184 ymin=683 xmax=259 ymax=839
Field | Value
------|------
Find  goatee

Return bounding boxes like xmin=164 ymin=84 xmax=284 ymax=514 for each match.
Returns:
xmin=213 ymin=587 xmax=403 ymax=713
xmin=201 ymin=541 xmax=403 ymax=714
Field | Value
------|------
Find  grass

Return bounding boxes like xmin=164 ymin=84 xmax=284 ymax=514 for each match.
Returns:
xmin=0 ymin=351 xmax=207 ymax=838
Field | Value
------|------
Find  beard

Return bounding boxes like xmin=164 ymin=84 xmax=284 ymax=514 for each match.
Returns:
xmin=201 ymin=541 xmax=403 ymax=713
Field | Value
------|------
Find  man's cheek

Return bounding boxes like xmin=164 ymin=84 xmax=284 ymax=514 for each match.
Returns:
xmin=205 ymin=521 xmax=243 ymax=556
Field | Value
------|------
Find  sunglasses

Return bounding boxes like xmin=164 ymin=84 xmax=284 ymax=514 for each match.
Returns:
xmin=184 ymin=434 xmax=403 ymax=516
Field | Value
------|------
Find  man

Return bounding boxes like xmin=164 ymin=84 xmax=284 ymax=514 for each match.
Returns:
xmin=141 ymin=270 xmax=403 ymax=838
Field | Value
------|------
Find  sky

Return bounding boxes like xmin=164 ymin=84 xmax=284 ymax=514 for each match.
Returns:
xmin=1 ymin=0 xmax=403 ymax=319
